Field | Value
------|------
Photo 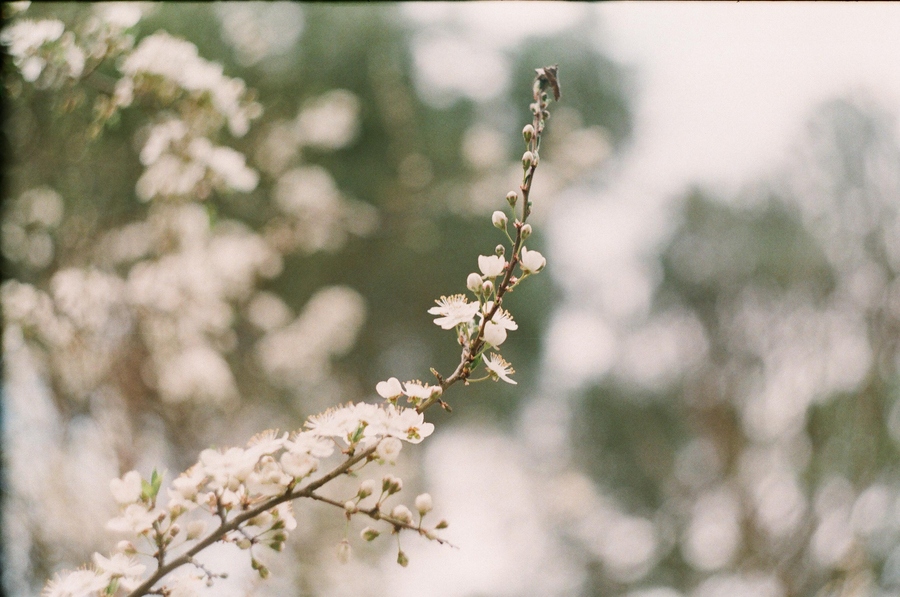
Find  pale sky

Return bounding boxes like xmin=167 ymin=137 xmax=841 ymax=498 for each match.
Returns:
xmin=598 ymin=2 xmax=900 ymax=194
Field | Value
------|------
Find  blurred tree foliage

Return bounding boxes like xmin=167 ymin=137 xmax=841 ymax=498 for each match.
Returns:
xmin=572 ymin=98 xmax=900 ymax=595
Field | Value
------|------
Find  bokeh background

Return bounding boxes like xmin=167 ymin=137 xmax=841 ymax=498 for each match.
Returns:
xmin=5 ymin=3 xmax=900 ymax=596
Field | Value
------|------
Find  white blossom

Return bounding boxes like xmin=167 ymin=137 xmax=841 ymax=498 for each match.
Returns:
xmin=284 ymin=430 xmax=335 ymax=458
xmin=156 ymin=345 xmax=238 ymax=405
xmin=20 ymin=55 xmax=44 ymax=81
xmin=478 ymin=254 xmax=506 ymax=278
xmin=199 ymin=447 xmax=258 ymax=490
xmin=95 ymin=3 xmax=142 ymax=29
xmin=109 ymin=470 xmax=142 ymax=505
xmin=165 ymin=573 xmax=206 ymax=597
xmin=295 ymin=89 xmax=360 ymax=150
xmin=519 ymin=246 xmax=546 ymax=273
xmin=186 ymin=520 xmax=207 ymax=540
xmin=245 ymin=456 xmax=292 ymax=496
xmin=275 ymin=502 xmax=297 ymax=530
xmin=376 ymin=437 xmax=403 ymax=463
xmin=376 ymin=376 xmax=403 ymax=399
xmin=92 ymin=552 xmax=145 ymax=578
xmin=1 ymin=19 xmax=64 ymax=59
xmin=106 ymin=503 xmax=162 ymax=535
xmin=256 ymin=286 xmax=366 ymax=386
xmin=481 ymin=303 xmax=517 ymax=347
xmin=483 ymin=353 xmax=517 ymax=384
xmin=427 ymin=294 xmax=479 ymax=330
xmin=42 ymin=569 xmax=110 ymax=597
xmin=388 ymin=407 xmax=435 ymax=443
xmin=246 ymin=430 xmax=288 ymax=459
xmin=402 ymin=380 xmax=439 ymax=402
xmin=140 ymin=120 xmax=188 ymax=166
xmin=482 ymin=302 xmax=518 ymax=331
xmin=168 ymin=465 xmax=206 ymax=508
xmin=305 ymin=406 xmax=356 ymax=439
xmin=280 ymin=451 xmax=318 ymax=479
xmin=121 ymin=32 xmax=259 ymax=136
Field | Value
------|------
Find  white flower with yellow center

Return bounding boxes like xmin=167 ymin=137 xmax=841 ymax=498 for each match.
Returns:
xmin=427 ymin=294 xmax=479 ymax=330
xmin=484 ymin=353 xmax=517 ymax=384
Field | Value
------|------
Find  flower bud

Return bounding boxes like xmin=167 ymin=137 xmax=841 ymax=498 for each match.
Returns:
xmin=522 ymin=151 xmax=534 ymax=169
xmin=358 ymin=479 xmax=376 ymax=499
xmin=523 ymin=124 xmax=535 ymax=143
xmin=391 ymin=504 xmax=414 ymax=525
xmin=466 ymin=272 xmax=483 ymax=293
xmin=415 ymin=493 xmax=433 ymax=515
xmin=520 ymin=224 xmax=532 ymax=240
xmin=397 ymin=549 xmax=409 ymax=567
xmin=383 ymin=474 xmax=402 ymax=495
xmin=495 ymin=244 xmax=505 ymax=257
xmin=361 ymin=527 xmax=380 ymax=541
xmin=492 ymin=210 xmax=508 ymax=229
xmin=344 ymin=500 xmax=356 ymax=514
xmin=169 ymin=524 xmax=181 ymax=537
xmin=337 ymin=539 xmax=351 ymax=564
xmin=435 ymin=519 xmax=449 ymax=529
xmin=482 ymin=280 xmax=493 ymax=295
xmin=251 ymin=558 xmax=269 ymax=586
xmin=506 ymin=191 xmax=518 ymax=207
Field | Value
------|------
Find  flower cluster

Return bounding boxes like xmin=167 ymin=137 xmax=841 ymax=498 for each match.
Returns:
xmin=419 ymin=67 xmax=554 ymax=395
xmin=135 ymin=118 xmax=260 ymax=201
xmin=0 ymin=18 xmax=85 ymax=83
xmin=35 ymin=57 xmax=559 ymax=595
xmin=120 ymin=31 xmax=261 ymax=137
xmin=44 ymin=401 xmax=438 ymax=597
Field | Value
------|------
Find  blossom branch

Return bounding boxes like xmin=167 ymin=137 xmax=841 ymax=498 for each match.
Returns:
xmin=307 ymin=492 xmax=457 ymax=548
xmin=417 ymin=66 xmax=558 ymax=412
xmin=41 ymin=65 xmax=558 ymax=597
